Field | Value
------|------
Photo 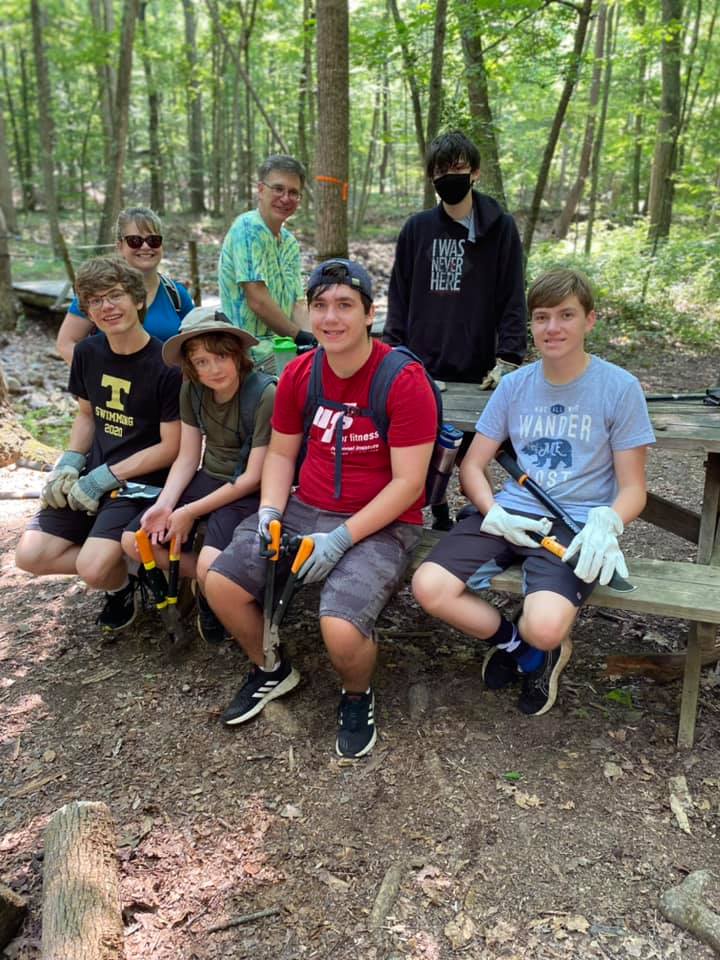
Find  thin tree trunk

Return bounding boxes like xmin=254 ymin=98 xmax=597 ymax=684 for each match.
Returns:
xmin=315 ymin=0 xmax=349 ymax=259
xmin=585 ymin=5 xmax=614 ymax=253
xmin=353 ymin=84 xmax=381 ymax=231
xmin=1 ymin=45 xmax=29 ymax=218
xmin=139 ymin=0 xmax=164 ymax=214
xmin=647 ymin=0 xmax=683 ymax=243
xmin=388 ymin=0 xmax=426 ymax=163
xmin=378 ymin=59 xmax=390 ymax=195
xmin=678 ymin=0 xmax=718 ymax=170
xmin=297 ymin=0 xmax=314 ymax=174
xmin=522 ymin=0 xmax=593 ymax=257
xmin=88 ymin=0 xmax=115 ymax=170
xmin=631 ymin=3 xmax=647 ymax=216
xmin=422 ymin=0 xmax=448 ymax=209
xmin=456 ymin=0 xmax=506 ymax=207
xmin=29 ymin=0 xmax=74 ymax=281
xmin=0 ymin=207 xmax=17 ymax=330
xmin=554 ymin=8 xmax=604 ymax=239
xmin=210 ymin=26 xmax=223 ymax=216
xmin=18 ymin=48 xmax=38 ymax=210
xmin=0 ymin=99 xmax=17 ymax=234
xmin=183 ymin=0 xmax=205 ymax=213
xmin=96 ymin=0 xmax=139 ymax=251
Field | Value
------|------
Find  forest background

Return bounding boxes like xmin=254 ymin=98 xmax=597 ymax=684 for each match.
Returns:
xmin=1 ymin=0 xmax=719 ymax=364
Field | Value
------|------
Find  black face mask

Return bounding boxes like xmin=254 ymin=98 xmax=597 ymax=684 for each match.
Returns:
xmin=433 ymin=173 xmax=472 ymax=205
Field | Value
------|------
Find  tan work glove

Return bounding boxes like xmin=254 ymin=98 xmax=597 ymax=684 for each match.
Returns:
xmin=479 ymin=359 xmax=519 ymax=390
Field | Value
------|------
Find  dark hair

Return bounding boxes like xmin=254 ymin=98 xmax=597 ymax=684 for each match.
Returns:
xmin=181 ymin=332 xmax=253 ymax=385
xmin=425 ymin=130 xmax=481 ymax=180
xmin=257 ymin=155 xmax=306 ymax=189
xmin=527 ymin=268 xmax=595 ymax=315
xmin=75 ymin=256 xmax=147 ymax=322
xmin=306 ymin=262 xmax=373 ymax=317
xmin=116 ymin=206 xmax=162 ymax=241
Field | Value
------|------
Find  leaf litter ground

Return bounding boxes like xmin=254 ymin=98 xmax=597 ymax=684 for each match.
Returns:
xmin=2 ymin=298 xmax=720 ymax=959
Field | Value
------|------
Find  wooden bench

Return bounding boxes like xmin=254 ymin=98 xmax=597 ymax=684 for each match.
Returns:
xmin=408 ymin=530 xmax=720 ymax=749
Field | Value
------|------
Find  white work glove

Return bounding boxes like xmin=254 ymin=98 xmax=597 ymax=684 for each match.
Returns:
xmin=480 ymin=503 xmax=552 ymax=548
xmin=479 ymin=359 xmax=519 ymax=390
xmin=563 ymin=506 xmax=628 ymax=585
xmin=66 ymin=463 xmax=123 ymax=514
xmin=257 ymin=506 xmax=283 ymax=543
xmin=298 ymin=524 xmax=353 ymax=584
xmin=40 ymin=451 xmax=87 ymax=509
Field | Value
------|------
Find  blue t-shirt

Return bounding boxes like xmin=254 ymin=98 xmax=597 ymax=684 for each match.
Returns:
xmin=477 ymin=356 xmax=656 ymax=522
xmin=68 ymin=276 xmax=193 ymax=342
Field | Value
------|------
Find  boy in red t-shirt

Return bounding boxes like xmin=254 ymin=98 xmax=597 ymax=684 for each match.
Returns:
xmin=206 ymin=259 xmax=437 ymax=758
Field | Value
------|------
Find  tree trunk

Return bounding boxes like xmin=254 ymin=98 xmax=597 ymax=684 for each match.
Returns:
xmin=522 ymin=0 xmax=593 ymax=257
xmin=647 ymin=0 xmax=683 ymax=243
xmin=297 ymin=0 xmax=314 ymax=175
xmin=183 ymin=0 xmax=205 ymax=214
xmin=456 ymin=1 xmax=507 ymax=207
xmin=88 ymin=0 xmax=116 ymax=171
xmin=422 ymin=0 xmax=448 ymax=209
xmin=585 ymin=4 xmax=614 ymax=254
xmin=353 ymin=83 xmax=381 ymax=231
xmin=631 ymin=3 xmax=647 ymax=216
xmin=41 ymin=801 xmax=123 ymax=960
xmin=388 ymin=0 xmax=426 ymax=163
xmin=18 ymin=48 xmax=38 ymax=211
xmin=139 ymin=0 xmax=164 ymax=214
xmin=378 ymin=59 xmax=390 ymax=195
xmin=0 ymin=207 xmax=18 ymax=331
xmin=554 ymin=6 xmax=605 ymax=239
xmin=96 ymin=0 xmax=139 ymax=251
xmin=0 ymin=98 xmax=17 ymax=234
xmin=29 ymin=0 xmax=75 ymax=281
xmin=315 ymin=0 xmax=349 ymax=260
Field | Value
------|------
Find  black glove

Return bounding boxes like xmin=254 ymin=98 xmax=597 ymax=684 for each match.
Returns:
xmin=294 ymin=330 xmax=317 ymax=351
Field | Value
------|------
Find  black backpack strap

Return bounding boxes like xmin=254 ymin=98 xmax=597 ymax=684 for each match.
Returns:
xmin=159 ymin=273 xmax=182 ymax=315
xmin=232 ymin=370 xmax=277 ymax=480
xmin=301 ymin=347 xmax=355 ymax=499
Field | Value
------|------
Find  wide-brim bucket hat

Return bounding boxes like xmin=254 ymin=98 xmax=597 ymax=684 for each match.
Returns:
xmin=162 ymin=306 xmax=259 ymax=367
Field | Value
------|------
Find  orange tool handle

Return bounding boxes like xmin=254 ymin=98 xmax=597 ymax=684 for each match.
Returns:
xmin=268 ymin=519 xmax=282 ymax=562
xmin=169 ymin=535 xmax=181 ymax=564
xmin=135 ymin=529 xmax=156 ymax=567
xmin=538 ymin=535 xmax=565 ymax=560
xmin=290 ymin=536 xmax=314 ymax=574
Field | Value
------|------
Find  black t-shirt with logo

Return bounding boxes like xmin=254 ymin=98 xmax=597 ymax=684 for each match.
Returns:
xmin=68 ymin=333 xmax=181 ymax=487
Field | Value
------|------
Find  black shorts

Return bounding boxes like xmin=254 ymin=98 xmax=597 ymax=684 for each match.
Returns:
xmin=28 ymin=495 xmax=146 ymax=544
xmin=426 ymin=509 xmax=596 ymax=608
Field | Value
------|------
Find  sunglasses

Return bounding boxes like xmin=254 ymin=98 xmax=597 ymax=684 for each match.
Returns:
xmin=122 ymin=234 xmax=163 ymax=249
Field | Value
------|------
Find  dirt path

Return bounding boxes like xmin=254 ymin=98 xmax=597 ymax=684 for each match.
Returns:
xmin=2 ymin=327 xmax=720 ymax=959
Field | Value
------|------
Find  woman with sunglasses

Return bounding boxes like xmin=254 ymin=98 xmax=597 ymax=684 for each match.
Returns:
xmin=56 ymin=207 xmax=195 ymax=363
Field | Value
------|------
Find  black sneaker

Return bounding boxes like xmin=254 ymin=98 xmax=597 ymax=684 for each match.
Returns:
xmin=336 ymin=689 xmax=377 ymax=758
xmin=97 ymin=576 xmax=138 ymax=632
xmin=222 ymin=655 xmax=300 ymax=725
xmin=518 ymin=638 xmax=573 ymax=716
xmin=481 ymin=646 xmax=521 ymax=689
xmin=196 ymin=593 xmax=226 ymax=645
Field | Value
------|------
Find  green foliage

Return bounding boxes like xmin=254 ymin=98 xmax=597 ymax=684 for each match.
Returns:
xmin=20 ymin=405 xmax=73 ymax=449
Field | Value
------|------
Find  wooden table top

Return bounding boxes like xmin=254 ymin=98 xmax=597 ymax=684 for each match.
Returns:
xmin=440 ymin=383 xmax=720 ymax=454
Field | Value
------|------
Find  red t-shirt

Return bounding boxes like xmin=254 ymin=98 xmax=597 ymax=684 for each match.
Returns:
xmin=272 ymin=340 xmax=437 ymax=524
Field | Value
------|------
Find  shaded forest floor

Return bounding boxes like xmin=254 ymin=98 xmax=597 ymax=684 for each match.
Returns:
xmin=3 ymin=259 xmax=720 ymax=958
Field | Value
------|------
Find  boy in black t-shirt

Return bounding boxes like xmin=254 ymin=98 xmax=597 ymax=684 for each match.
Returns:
xmin=15 ymin=257 xmax=182 ymax=632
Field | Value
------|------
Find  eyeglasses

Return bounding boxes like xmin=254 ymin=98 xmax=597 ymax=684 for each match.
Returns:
xmin=122 ymin=234 xmax=163 ymax=249
xmin=261 ymin=182 xmax=302 ymax=202
xmin=86 ymin=289 xmax=128 ymax=311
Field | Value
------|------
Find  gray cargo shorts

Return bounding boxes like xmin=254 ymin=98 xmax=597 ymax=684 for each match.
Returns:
xmin=209 ymin=495 xmax=422 ymax=637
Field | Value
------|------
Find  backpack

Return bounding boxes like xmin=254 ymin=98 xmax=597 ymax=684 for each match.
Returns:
xmin=159 ymin=273 xmax=183 ymax=315
xmin=190 ymin=370 xmax=276 ymax=480
xmin=301 ymin=345 xmax=443 ymax=500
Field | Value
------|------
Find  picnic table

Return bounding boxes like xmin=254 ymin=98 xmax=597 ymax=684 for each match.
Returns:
xmin=434 ymin=383 xmax=720 ymax=747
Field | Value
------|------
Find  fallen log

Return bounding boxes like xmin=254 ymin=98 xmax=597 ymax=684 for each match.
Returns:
xmin=41 ymin=801 xmax=124 ymax=960
xmin=0 ymin=882 xmax=27 ymax=950
xmin=659 ymin=869 xmax=720 ymax=954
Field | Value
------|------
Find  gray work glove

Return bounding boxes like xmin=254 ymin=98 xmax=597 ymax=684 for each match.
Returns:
xmin=257 ymin=506 xmax=283 ymax=543
xmin=563 ymin=506 xmax=628 ymax=585
xmin=480 ymin=503 xmax=552 ymax=549
xmin=40 ymin=451 xmax=87 ymax=509
xmin=479 ymin=359 xmax=519 ymax=390
xmin=298 ymin=523 xmax=353 ymax=584
xmin=66 ymin=463 xmax=122 ymax=514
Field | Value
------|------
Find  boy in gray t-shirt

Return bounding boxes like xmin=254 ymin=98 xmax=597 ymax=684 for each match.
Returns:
xmin=412 ymin=268 xmax=655 ymax=717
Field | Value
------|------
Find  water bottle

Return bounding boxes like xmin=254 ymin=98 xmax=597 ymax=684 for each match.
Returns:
xmin=426 ymin=423 xmax=464 ymax=505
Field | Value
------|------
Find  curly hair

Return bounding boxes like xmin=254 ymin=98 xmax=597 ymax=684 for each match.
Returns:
xmin=74 ymin=256 xmax=147 ymax=321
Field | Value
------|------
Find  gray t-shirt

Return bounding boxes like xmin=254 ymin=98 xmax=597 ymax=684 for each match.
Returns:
xmin=477 ymin=356 xmax=655 ymax=522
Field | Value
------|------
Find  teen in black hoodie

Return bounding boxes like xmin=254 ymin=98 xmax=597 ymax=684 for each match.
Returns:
xmin=384 ymin=131 xmax=526 ymax=385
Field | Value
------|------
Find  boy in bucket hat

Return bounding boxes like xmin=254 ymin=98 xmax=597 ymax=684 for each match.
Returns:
xmin=204 ymin=259 xmax=438 ymax=758
xmin=121 ymin=306 xmax=276 ymax=645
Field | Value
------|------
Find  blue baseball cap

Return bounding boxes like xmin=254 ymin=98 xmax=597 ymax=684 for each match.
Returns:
xmin=307 ymin=258 xmax=374 ymax=302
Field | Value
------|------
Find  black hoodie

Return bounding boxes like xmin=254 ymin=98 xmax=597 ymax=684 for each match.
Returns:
xmin=384 ymin=191 xmax=527 ymax=383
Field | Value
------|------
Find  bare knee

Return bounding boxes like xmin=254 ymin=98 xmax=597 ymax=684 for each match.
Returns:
xmin=320 ymin=618 xmax=368 ymax=667
xmin=15 ymin=536 xmax=46 ymax=575
xmin=519 ymin=613 xmax=570 ymax=651
xmin=196 ymin=547 xmax=219 ymax=589
xmin=412 ymin=562 xmax=461 ymax=618
xmin=76 ymin=548 xmax=122 ymax=589
xmin=120 ymin=530 xmax=139 ymax=560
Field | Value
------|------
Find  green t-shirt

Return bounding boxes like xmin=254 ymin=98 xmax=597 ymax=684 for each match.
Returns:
xmin=217 ymin=209 xmax=304 ymax=366
xmin=179 ymin=378 xmax=275 ymax=481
